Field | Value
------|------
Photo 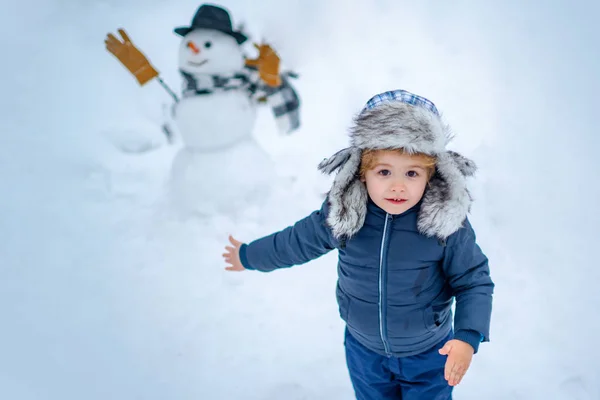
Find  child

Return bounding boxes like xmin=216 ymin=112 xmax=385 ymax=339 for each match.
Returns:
xmin=223 ymin=90 xmax=494 ymax=400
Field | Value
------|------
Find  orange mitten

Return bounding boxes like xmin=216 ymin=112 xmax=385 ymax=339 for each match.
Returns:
xmin=105 ymin=28 xmax=159 ymax=86
xmin=245 ymin=43 xmax=282 ymax=87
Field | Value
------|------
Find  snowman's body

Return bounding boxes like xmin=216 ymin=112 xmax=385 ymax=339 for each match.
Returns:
xmin=175 ymin=90 xmax=256 ymax=150
xmin=168 ymin=29 xmax=275 ymax=215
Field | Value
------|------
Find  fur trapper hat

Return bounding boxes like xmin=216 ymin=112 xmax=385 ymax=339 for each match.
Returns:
xmin=318 ymin=90 xmax=476 ymax=241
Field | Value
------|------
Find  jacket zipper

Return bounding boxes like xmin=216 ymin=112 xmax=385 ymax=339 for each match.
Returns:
xmin=378 ymin=213 xmax=392 ymax=356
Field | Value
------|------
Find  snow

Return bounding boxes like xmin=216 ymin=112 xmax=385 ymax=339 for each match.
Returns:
xmin=1 ymin=1 xmax=599 ymax=399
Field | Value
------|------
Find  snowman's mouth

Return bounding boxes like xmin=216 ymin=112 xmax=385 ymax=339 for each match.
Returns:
xmin=188 ymin=60 xmax=208 ymax=67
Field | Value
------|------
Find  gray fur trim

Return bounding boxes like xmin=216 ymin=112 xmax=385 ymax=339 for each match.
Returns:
xmin=317 ymin=147 xmax=354 ymax=175
xmin=447 ymin=150 xmax=477 ymax=177
xmin=350 ymin=101 xmax=451 ymax=154
xmin=320 ymin=101 xmax=477 ymax=240
xmin=417 ymin=152 xmax=473 ymax=239
xmin=319 ymin=148 xmax=368 ymax=238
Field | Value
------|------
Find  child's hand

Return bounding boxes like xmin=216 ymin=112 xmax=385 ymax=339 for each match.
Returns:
xmin=223 ymin=235 xmax=245 ymax=271
xmin=438 ymin=339 xmax=474 ymax=386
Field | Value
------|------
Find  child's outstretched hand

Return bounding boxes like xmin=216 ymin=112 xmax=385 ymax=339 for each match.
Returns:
xmin=223 ymin=235 xmax=245 ymax=271
xmin=438 ymin=339 xmax=474 ymax=386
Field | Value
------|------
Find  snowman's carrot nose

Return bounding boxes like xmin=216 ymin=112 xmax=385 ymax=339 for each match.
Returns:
xmin=187 ymin=41 xmax=200 ymax=54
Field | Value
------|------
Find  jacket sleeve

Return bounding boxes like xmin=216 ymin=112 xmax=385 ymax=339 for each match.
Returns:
xmin=442 ymin=218 xmax=494 ymax=352
xmin=239 ymin=200 xmax=338 ymax=272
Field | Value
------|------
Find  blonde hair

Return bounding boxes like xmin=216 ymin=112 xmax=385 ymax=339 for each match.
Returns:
xmin=359 ymin=149 xmax=436 ymax=180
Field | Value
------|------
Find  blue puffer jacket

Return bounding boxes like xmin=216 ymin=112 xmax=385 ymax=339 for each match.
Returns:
xmin=240 ymin=198 xmax=494 ymax=357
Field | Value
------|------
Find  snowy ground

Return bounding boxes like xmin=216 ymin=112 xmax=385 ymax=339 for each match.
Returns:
xmin=1 ymin=1 xmax=599 ymax=399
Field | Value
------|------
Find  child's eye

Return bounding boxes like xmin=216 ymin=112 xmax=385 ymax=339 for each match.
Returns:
xmin=377 ymin=169 xmax=391 ymax=176
xmin=406 ymin=170 xmax=419 ymax=178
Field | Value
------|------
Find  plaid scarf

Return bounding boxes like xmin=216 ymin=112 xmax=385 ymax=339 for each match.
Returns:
xmin=179 ymin=66 xmax=301 ymax=134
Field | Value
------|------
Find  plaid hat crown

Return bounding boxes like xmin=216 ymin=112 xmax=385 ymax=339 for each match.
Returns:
xmin=362 ymin=89 xmax=440 ymax=116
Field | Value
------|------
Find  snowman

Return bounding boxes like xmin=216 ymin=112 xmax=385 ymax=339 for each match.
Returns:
xmin=105 ymin=4 xmax=301 ymax=216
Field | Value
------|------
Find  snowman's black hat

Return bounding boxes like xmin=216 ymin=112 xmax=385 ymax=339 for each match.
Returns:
xmin=174 ymin=4 xmax=247 ymax=44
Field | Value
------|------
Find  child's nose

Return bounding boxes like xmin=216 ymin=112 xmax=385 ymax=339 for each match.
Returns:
xmin=187 ymin=41 xmax=200 ymax=54
xmin=390 ymin=179 xmax=407 ymax=191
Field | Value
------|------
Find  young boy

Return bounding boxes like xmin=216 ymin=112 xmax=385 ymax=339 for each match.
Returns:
xmin=223 ymin=90 xmax=494 ymax=400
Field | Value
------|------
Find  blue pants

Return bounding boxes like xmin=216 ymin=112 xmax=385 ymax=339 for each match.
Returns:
xmin=344 ymin=328 xmax=453 ymax=400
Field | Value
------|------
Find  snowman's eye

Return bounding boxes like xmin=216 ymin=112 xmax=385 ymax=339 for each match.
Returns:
xmin=204 ymin=41 xmax=212 ymax=49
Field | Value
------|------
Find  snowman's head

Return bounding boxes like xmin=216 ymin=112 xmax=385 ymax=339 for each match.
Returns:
xmin=178 ymin=29 xmax=245 ymax=75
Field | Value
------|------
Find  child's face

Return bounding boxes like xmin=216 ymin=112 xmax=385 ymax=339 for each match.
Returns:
xmin=361 ymin=151 xmax=429 ymax=215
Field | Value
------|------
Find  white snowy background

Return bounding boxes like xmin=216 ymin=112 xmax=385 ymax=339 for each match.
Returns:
xmin=2 ymin=0 xmax=599 ymax=399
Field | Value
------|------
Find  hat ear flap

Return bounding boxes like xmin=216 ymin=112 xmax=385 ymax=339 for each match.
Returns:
xmin=418 ymin=151 xmax=472 ymax=239
xmin=318 ymin=147 xmax=354 ymax=175
xmin=447 ymin=150 xmax=477 ymax=177
xmin=327 ymin=179 xmax=368 ymax=239
xmin=323 ymin=148 xmax=368 ymax=239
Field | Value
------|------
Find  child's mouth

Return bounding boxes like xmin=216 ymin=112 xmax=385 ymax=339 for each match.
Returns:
xmin=386 ymin=198 xmax=407 ymax=204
